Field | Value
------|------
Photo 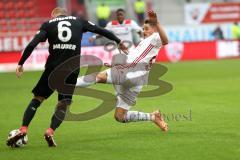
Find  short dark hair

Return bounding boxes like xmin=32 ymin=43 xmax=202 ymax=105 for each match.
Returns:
xmin=144 ymin=19 xmax=155 ymax=27
xmin=116 ymin=8 xmax=125 ymax=14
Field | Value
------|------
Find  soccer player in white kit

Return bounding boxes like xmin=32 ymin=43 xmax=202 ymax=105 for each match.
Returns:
xmin=89 ymin=8 xmax=142 ymax=46
xmin=77 ymin=10 xmax=168 ymax=131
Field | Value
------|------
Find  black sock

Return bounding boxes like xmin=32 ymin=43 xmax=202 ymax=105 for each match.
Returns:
xmin=22 ymin=99 xmax=41 ymax=126
xmin=50 ymin=102 xmax=68 ymax=130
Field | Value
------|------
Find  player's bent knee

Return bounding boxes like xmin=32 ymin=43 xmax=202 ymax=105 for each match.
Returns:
xmin=114 ymin=107 xmax=128 ymax=123
xmin=33 ymin=96 xmax=45 ymax=103
xmin=114 ymin=113 xmax=126 ymax=123
xmin=55 ymin=101 xmax=70 ymax=115
xmin=96 ymin=72 xmax=107 ymax=83
xmin=54 ymin=100 xmax=71 ymax=122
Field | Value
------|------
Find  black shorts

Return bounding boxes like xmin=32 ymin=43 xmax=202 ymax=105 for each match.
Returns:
xmin=32 ymin=67 xmax=79 ymax=101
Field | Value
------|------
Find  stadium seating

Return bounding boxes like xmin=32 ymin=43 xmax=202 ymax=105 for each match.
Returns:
xmin=0 ymin=10 xmax=5 ymax=19
xmin=0 ymin=0 xmax=54 ymax=33
xmin=0 ymin=2 xmax=4 ymax=10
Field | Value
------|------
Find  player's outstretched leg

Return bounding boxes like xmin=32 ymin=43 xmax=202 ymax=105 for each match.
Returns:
xmin=114 ymin=107 xmax=168 ymax=132
xmin=76 ymin=73 xmax=98 ymax=87
xmin=44 ymin=99 xmax=70 ymax=147
xmin=76 ymin=71 xmax=109 ymax=88
xmin=7 ymin=97 xmax=44 ymax=147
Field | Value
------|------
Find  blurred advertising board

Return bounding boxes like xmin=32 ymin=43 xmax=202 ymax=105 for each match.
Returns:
xmin=0 ymin=41 xmax=239 ymax=72
xmin=185 ymin=2 xmax=240 ymax=25
xmin=157 ymin=40 xmax=239 ymax=62
xmin=0 ymin=32 xmax=95 ymax=52
xmin=0 ymin=24 xmax=233 ymax=53
xmin=0 ymin=46 xmax=114 ymax=72
xmin=165 ymin=23 xmax=231 ymax=42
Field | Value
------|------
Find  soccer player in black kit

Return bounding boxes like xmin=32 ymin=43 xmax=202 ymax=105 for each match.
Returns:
xmin=7 ymin=7 xmax=128 ymax=147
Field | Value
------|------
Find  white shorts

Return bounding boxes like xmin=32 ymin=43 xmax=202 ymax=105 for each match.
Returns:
xmin=115 ymin=85 xmax=143 ymax=110
xmin=106 ymin=65 xmax=148 ymax=110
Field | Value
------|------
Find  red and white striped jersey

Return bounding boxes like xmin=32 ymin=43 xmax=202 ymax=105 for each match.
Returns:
xmin=105 ymin=19 xmax=142 ymax=42
xmin=126 ymin=32 xmax=162 ymax=67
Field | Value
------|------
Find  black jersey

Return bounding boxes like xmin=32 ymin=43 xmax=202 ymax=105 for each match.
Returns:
xmin=18 ymin=15 xmax=121 ymax=68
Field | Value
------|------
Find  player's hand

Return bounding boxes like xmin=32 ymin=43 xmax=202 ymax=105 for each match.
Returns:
xmin=118 ymin=41 xmax=129 ymax=54
xmin=16 ymin=65 xmax=24 ymax=78
xmin=88 ymin=37 xmax=95 ymax=43
xmin=148 ymin=10 xmax=158 ymax=25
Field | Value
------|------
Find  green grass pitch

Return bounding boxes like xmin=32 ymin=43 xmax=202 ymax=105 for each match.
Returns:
xmin=0 ymin=59 xmax=240 ymax=160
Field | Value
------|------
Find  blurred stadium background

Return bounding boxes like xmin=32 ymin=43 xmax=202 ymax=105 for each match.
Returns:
xmin=0 ymin=0 xmax=240 ymax=70
xmin=0 ymin=0 xmax=240 ymax=160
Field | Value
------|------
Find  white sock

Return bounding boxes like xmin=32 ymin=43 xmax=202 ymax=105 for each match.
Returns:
xmin=76 ymin=75 xmax=96 ymax=87
xmin=125 ymin=111 xmax=154 ymax=122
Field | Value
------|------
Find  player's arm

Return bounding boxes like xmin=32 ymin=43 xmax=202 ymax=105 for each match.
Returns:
xmin=155 ymin=22 xmax=168 ymax=45
xmin=16 ymin=25 xmax=47 ymax=78
xmin=148 ymin=11 xmax=168 ymax=45
xmin=89 ymin=22 xmax=111 ymax=43
xmin=83 ymin=20 xmax=128 ymax=54
xmin=89 ymin=34 xmax=101 ymax=43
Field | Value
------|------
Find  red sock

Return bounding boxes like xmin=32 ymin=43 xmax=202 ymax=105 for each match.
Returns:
xmin=19 ymin=126 xmax=28 ymax=133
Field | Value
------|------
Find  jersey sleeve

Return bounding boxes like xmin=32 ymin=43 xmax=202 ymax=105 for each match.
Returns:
xmin=151 ymin=33 xmax=162 ymax=48
xmin=38 ymin=22 xmax=48 ymax=42
xmin=82 ymin=19 xmax=121 ymax=44
xmin=104 ymin=22 xmax=111 ymax=30
xmin=131 ymin=20 xmax=142 ymax=32
xmin=18 ymin=22 xmax=48 ymax=65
